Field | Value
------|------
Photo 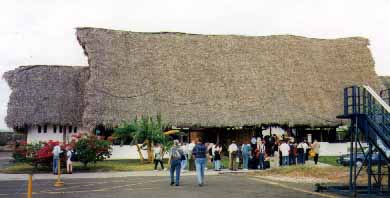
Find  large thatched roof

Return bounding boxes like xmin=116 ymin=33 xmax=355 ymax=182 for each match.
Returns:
xmin=76 ymin=27 xmax=383 ymax=128
xmin=3 ymin=65 xmax=89 ymax=128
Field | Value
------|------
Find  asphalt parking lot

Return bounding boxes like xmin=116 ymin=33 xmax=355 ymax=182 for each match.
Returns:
xmin=0 ymin=174 xmax=341 ymax=198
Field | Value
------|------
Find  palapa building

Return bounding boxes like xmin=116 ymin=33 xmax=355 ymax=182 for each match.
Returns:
xmin=3 ymin=27 xmax=386 ymax=145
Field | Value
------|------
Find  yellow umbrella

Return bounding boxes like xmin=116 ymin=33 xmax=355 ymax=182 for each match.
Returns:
xmin=164 ymin=130 xmax=179 ymax=135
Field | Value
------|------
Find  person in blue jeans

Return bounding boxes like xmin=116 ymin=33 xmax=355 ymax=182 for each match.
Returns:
xmin=258 ymin=141 xmax=266 ymax=170
xmin=192 ymin=138 xmax=207 ymax=187
xmin=169 ymin=140 xmax=183 ymax=186
xmin=52 ymin=143 xmax=62 ymax=175
xmin=241 ymin=142 xmax=251 ymax=170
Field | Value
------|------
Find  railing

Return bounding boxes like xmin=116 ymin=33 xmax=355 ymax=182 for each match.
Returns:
xmin=343 ymin=85 xmax=390 ymax=158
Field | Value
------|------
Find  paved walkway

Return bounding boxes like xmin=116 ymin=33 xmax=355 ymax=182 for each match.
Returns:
xmin=0 ymin=175 xmax=341 ymax=198
xmin=0 ymin=152 xmax=11 ymax=169
xmin=0 ymin=169 xmax=260 ymax=181
xmin=0 ymin=159 xmax=332 ymax=181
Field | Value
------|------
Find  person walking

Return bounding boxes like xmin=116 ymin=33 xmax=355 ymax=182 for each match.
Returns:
xmin=66 ymin=146 xmax=73 ymax=174
xmin=241 ymin=142 xmax=251 ymax=170
xmin=192 ymin=138 xmax=207 ymax=186
xmin=279 ymin=141 xmax=290 ymax=166
xmin=188 ymin=140 xmax=196 ymax=171
xmin=52 ymin=143 xmax=62 ymax=175
xmin=153 ymin=143 xmax=164 ymax=171
xmin=213 ymin=144 xmax=222 ymax=171
xmin=258 ymin=140 xmax=266 ymax=170
xmin=312 ymin=140 xmax=321 ymax=165
xmin=169 ymin=140 xmax=183 ymax=186
xmin=228 ymin=141 xmax=238 ymax=171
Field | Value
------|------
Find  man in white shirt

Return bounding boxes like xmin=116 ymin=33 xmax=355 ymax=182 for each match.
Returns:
xmin=301 ymin=140 xmax=309 ymax=164
xmin=279 ymin=141 xmax=290 ymax=166
xmin=228 ymin=141 xmax=238 ymax=171
xmin=52 ymin=144 xmax=62 ymax=175
xmin=180 ymin=143 xmax=189 ymax=172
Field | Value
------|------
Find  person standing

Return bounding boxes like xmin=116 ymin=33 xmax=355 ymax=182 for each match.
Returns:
xmin=288 ymin=141 xmax=296 ymax=165
xmin=297 ymin=140 xmax=305 ymax=164
xmin=180 ymin=143 xmax=188 ymax=172
xmin=188 ymin=140 xmax=196 ymax=171
xmin=228 ymin=141 xmax=238 ymax=171
xmin=241 ymin=142 xmax=251 ymax=170
xmin=66 ymin=147 xmax=73 ymax=174
xmin=258 ymin=140 xmax=266 ymax=170
xmin=213 ymin=144 xmax=222 ymax=171
xmin=237 ymin=144 xmax=243 ymax=169
xmin=302 ymin=140 xmax=309 ymax=164
xmin=250 ymin=136 xmax=257 ymax=153
xmin=169 ymin=140 xmax=183 ymax=186
xmin=192 ymin=138 xmax=207 ymax=186
xmin=153 ymin=143 xmax=164 ymax=171
xmin=272 ymin=141 xmax=280 ymax=168
xmin=279 ymin=141 xmax=290 ymax=166
xmin=52 ymin=143 xmax=62 ymax=175
xmin=312 ymin=140 xmax=321 ymax=165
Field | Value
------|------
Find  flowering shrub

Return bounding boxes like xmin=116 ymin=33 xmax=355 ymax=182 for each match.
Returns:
xmin=75 ymin=134 xmax=112 ymax=167
xmin=12 ymin=133 xmax=112 ymax=169
xmin=12 ymin=140 xmax=69 ymax=168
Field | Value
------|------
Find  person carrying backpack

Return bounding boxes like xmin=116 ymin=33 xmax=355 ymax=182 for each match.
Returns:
xmin=169 ymin=140 xmax=183 ymax=186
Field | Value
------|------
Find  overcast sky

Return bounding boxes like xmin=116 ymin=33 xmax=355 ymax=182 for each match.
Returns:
xmin=1 ymin=0 xmax=390 ymax=129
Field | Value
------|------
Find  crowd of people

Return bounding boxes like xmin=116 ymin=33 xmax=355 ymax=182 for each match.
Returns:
xmin=156 ymin=135 xmax=321 ymax=187
xmin=50 ymin=134 xmax=321 ymax=187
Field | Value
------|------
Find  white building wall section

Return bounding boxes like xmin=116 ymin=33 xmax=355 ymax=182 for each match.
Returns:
xmin=27 ymin=125 xmax=89 ymax=143
xmin=109 ymin=145 xmax=169 ymax=160
xmin=318 ymin=142 xmax=367 ymax=156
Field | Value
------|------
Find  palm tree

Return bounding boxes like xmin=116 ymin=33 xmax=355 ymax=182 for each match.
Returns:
xmin=113 ymin=119 xmax=145 ymax=164
xmin=113 ymin=114 xmax=170 ymax=164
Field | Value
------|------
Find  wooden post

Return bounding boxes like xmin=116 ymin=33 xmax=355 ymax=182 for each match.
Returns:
xmin=54 ymin=159 xmax=64 ymax=187
xmin=27 ymin=174 xmax=32 ymax=198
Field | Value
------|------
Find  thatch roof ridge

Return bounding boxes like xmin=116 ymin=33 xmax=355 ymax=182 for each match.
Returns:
xmin=76 ymin=27 xmax=369 ymax=44
xmin=77 ymin=27 xmax=382 ymax=128
xmin=3 ymin=65 xmax=87 ymax=87
xmin=4 ymin=65 xmax=89 ymax=128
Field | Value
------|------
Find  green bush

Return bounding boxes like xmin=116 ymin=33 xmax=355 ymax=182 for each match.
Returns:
xmin=75 ymin=134 xmax=112 ymax=167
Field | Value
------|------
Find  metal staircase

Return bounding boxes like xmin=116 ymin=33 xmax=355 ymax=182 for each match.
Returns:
xmin=339 ymin=85 xmax=390 ymax=196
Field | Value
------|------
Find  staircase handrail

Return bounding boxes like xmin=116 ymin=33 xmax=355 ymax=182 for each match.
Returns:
xmin=362 ymin=85 xmax=390 ymax=114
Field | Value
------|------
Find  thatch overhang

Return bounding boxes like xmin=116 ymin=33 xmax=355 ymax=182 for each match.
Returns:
xmin=3 ymin=65 xmax=89 ymax=128
xmin=76 ymin=27 xmax=384 ymax=128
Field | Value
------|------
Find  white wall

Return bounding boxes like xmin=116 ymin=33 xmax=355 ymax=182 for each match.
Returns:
xmin=318 ymin=142 xmax=367 ymax=156
xmin=110 ymin=145 xmax=170 ymax=160
xmin=27 ymin=125 xmax=89 ymax=143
